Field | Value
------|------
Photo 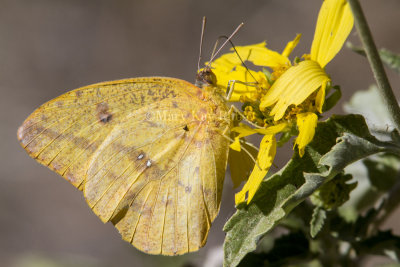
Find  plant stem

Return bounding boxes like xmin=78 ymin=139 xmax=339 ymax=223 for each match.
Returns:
xmin=347 ymin=0 xmax=400 ymax=131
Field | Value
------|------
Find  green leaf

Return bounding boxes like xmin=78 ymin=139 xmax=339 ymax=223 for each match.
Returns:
xmin=323 ymin=85 xmax=341 ymax=112
xmin=238 ymin=232 xmax=311 ymax=267
xmin=343 ymin=153 xmax=400 ymax=216
xmin=379 ymin=48 xmax=400 ymax=74
xmin=277 ymin=124 xmax=297 ymax=147
xmin=354 ymin=230 xmax=400 ymax=261
xmin=262 ymin=68 xmax=273 ymax=85
xmin=310 ymin=207 xmax=326 ymax=238
xmin=343 ymin=84 xmax=396 ymax=137
xmin=223 ymin=114 xmax=400 ymax=267
xmin=347 ymin=42 xmax=400 ymax=73
xmin=330 ymin=205 xmax=379 ymax=242
xmin=363 ymin=154 xmax=400 ymax=191
xmin=310 ymin=173 xmax=357 ymax=210
xmin=391 ymin=130 xmax=400 ymax=144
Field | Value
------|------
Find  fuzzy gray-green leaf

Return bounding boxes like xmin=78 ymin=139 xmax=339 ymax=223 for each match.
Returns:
xmin=310 ymin=207 xmax=326 ymax=238
xmin=223 ymin=114 xmax=399 ymax=267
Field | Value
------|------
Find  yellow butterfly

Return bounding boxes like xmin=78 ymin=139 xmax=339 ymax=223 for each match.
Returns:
xmin=17 ymin=21 xmax=250 ymax=255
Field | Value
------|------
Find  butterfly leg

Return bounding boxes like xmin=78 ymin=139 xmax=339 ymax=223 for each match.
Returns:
xmin=225 ymin=80 xmax=258 ymax=102
xmin=229 ymin=104 xmax=263 ymax=129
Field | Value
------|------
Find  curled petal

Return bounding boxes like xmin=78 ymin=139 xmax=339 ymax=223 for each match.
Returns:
xmin=229 ymin=123 xmax=287 ymax=151
xmin=315 ymin=81 xmax=327 ymax=113
xmin=231 ymin=124 xmax=260 ymax=140
xmin=230 ymin=137 xmax=242 ymax=151
xmin=260 ymin=60 xmax=330 ymax=120
xmin=310 ymin=0 xmax=354 ymax=67
xmin=235 ymin=135 xmax=277 ymax=204
xmin=282 ymin=34 xmax=302 ymax=58
xmin=232 ymin=122 xmax=288 ymax=135
xmin=295 ymin=112 xmax=318 ymax=157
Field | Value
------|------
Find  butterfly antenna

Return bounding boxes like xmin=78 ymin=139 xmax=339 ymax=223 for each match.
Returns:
xmin=210 ymin=36 xmax=220 ymax=61
xmin=205 ymin=22 xmax=244 ymax=68
xmin=217 ymin=36 xmax=259 ymax=83
xmin=197 ymin=16 xmax=207 ymax=72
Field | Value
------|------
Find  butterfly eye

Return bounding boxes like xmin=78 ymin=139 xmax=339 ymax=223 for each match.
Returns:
xmin=195 ymin=68 xmax=217 ymax=88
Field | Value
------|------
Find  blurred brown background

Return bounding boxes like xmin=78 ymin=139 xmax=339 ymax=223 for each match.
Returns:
xmin=1 ymin=0 xmax=399 ymax=266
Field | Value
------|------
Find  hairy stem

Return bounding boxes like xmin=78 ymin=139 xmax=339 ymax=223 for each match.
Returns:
xmin=347 ymin=0 xmax=400 ymax=131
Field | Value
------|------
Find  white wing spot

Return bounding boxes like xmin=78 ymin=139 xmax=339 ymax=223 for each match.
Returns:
xmin=146 ymin=159 xmax=152 ymax=167
xmin=137 ymin=153 xmax=144 ymax=160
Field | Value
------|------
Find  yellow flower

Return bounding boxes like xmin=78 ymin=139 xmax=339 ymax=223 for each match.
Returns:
xmin=212 ymin=0 xmax=354 ymax=205
xmin=210 ymin=37 xmax=301 ymax=102
xmin=261 ymin=0 xmax=353 ymax=152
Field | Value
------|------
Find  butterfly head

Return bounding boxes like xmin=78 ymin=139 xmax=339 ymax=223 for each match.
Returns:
xmin=195 ymin=67 xmax=217 ymax=89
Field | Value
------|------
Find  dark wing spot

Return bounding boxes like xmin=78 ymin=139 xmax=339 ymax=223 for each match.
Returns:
xmin=99 ymin=113 xmax=112 ymax=123
xmin=183 ymin=125 xmax=189 ymax=131
xmin=185 ymin=185 xmax=192 ymax=193
xmin=96 ymin=102 xmax=112 ymax=123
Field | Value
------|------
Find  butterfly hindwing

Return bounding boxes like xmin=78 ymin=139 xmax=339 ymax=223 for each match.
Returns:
xmin=83 ymin=96 xmax=230 ymax=255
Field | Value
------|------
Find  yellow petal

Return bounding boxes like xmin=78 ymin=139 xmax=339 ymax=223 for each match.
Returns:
xmin=234 ymin=42 xmax=290 ymax=68
xmin=254 ymin=123 xmax=288 ymax=135
xmin=211 ymin=52 xmax=242 ymax=69
xmin=235 ymin=135 xmax=277 ymax=204
xmin=232 ymin=122 xmax=288 ymax=137
xmin=310 ymin=0 xmax=354 ymax=67
xmin=230 ymin=123 xmax=286 ymax=152
xmin=230 ymin=137 xmax=242 ymax=151
xmin=211 ymin=56 xmax=264 ymax=102
xmin=231 ymin=124 xmax=259 ymax=138
xmin=282 ymin=34 xmax=302 ymax=58
xmin=260 ymin=60 xmax=330 ymax=121
xmin=295 ymin=112 xmax=318 ymax=157
xmin=315 ymin=81 xmax=327 ymax=113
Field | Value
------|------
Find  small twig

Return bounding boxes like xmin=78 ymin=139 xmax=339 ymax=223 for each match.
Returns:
xmin=347 ymin=0 xmax=400 ymax=131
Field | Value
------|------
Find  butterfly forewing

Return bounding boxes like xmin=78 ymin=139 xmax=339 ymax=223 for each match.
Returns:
xmin=17 ymin=77 xmax=230 ymax=255
xmin=18 ymin=78 xmax=198 ymax=188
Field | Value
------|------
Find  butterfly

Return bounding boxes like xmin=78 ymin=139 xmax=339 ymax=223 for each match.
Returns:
xmin=16 ymin=20 xmax=252 ymax=255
